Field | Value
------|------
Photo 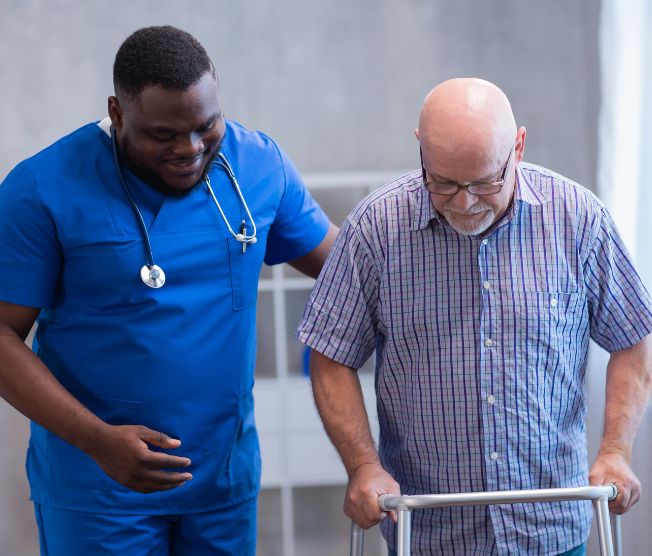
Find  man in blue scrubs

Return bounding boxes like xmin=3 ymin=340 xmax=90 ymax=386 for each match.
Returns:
xmin=0 ymin=26 xmax=337 ymax=555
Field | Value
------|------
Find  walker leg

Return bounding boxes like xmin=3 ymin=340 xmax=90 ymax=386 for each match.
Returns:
xmin=397 ymin=506 xmax=411 ymax=556
xmin=350 ymin=522 xmax=364 ymax=556
xmin=611 ymin=514 xmax=621 ymax=556
xmin=593 ymin=499 xmax=614 ymax=556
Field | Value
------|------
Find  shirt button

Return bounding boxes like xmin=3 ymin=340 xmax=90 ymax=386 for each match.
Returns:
xmin=481 ymin=239 xmax=489 ymax=245
xmin=487 ymin=395 xmax=496 ymax=404
xmin=490 ymin=452 xmax=499 ymax=461
xmin=550 ymin=298 xmax=558 ymax=307
xmin=484 ymin=338 xmax=494 ymax=347
xmin=483 ymin=281 xmax=491 ymax=290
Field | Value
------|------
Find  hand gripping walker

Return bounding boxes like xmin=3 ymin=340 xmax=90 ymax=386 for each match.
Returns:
xmin=350 ymin=484 xmax=622 ymax=556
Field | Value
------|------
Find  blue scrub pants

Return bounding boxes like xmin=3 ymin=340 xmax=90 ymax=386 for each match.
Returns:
xmin=34 ymin=496 xmax=257 ymax=556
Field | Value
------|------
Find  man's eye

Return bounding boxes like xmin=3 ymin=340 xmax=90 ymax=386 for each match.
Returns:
xmin=198 ymin=120 xmax=215 ymax=133
xmin=151 ymin=132 xmax=175 ymax=141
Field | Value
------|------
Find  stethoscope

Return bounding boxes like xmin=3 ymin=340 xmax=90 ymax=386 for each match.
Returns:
xmin=111 ymin=129 xmax=257 ymax=288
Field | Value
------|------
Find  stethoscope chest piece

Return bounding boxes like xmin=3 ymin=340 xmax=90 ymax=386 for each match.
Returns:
xmin=140 ymin=264 xmax=166 ymax=289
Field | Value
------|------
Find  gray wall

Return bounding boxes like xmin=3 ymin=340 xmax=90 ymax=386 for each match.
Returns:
xmin=1 ymin=1 xmax=599 ymax=181
xmin=0 ymin=1 xmax=600 ymax=555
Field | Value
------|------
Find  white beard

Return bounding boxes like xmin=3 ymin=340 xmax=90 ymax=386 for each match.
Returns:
xmin=442 ymin=207 xmax=496 ymax=236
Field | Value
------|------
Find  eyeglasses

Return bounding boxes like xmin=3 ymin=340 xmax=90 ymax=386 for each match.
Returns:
xmin=421 ymin=143 xmax=515 ymax=196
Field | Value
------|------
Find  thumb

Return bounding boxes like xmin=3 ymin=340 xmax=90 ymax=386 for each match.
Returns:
xmin=139 ymin=427 xmax=182 ymax=449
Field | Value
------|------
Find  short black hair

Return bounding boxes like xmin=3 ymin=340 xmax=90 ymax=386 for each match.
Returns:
xmin=113 ymin=25 xmax=215 ymax=99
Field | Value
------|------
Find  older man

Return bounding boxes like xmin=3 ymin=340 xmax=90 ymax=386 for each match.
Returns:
xmin=298 ymin=78 xmax=652 ymax=554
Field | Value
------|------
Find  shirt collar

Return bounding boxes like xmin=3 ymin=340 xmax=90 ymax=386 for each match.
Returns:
xmin=411 ymin=163 xmax=548 ymax=232
xmin=513 ymin=164 xmax=548 ymax=207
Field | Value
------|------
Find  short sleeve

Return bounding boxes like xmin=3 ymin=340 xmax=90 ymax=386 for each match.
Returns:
xmin=0 ymin=163 xmax=62 ymax=308
xmin=296 ymin=217 xmax=379 ymax=369
xmin=264 ymin=145 xmax=329 ymax=265
xmin=584 ymin=206 xmax=652 ymax=351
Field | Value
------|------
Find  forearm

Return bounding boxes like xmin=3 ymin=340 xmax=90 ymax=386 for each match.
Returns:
xmin=310 ymin=349 xmax=379 ymax=475
xmin=0 ymin=327 xmax=109 ymax=454
xmin=599 ymin=334 xmax=652 ymax=460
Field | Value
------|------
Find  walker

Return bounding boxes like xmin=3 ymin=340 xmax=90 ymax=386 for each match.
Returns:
xmin=349 ymin=484 xmax=621 ymax=556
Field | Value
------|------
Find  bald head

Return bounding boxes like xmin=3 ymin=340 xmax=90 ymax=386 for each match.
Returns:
xmin=417 ymin=78 xmax=526 ymax=237
xmin=418 ymin=78 xmax=516 ymax=168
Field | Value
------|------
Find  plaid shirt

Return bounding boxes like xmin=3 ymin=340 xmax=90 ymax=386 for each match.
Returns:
xmin=297 ymin=163 xmax=652 ymax=555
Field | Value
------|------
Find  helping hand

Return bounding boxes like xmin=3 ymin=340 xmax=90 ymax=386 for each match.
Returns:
xmin=89 ymin=425 xmax=193 ymax=494
xmin=345 ymin=462 xmax=401 ymax=529
xmin=589 ymin=451 xmax=641 ymax=514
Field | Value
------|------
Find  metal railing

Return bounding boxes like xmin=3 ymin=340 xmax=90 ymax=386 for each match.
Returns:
xmin=350 ymin=484 xmax=621 ymax=556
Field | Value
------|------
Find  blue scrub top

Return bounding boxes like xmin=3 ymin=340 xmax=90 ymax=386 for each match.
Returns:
xmin=0 ymin=120 xmax=329 ymax=514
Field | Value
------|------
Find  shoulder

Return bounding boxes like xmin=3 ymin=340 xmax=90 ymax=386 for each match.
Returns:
xmin=520 ymin=162 xmax=605 ymax=215
xmin=222 ymin=119 xmax=284 ymax=161
xmin=519 ymin=162 xmax=610 ymax=252
xmin=20 ymin=123 xmax=105 ymax=172
xmin=10 ymin=123 xmax=109 ymax=193
xmin=220 ymin=120 xmax=295 ymax=196
xmin=1 ymin=122 xmax=115 ymax=223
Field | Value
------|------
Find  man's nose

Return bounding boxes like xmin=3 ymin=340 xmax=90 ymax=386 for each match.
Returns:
xmin=449 ymin=189 xmax=478 ymax=212
xmin=172 ymin=133 xmax=204 ymax=158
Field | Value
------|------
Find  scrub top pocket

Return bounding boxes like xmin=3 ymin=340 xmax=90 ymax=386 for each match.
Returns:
xmin=226 ymin=230 xmax=267 ymax=311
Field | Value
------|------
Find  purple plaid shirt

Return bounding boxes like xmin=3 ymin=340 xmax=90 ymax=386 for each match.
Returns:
xmin=297 ymin=163 xmax=652 ymax=555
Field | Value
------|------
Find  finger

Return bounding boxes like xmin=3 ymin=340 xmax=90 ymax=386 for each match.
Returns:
xmin=139 ymin=427 xmax=182 ymax=449
xmin=368 ymin=505 xmax=389 ymax=524
xmin=144 ymin=451 xmax=192 ymax=469
xmin=346 ymin=500 xmax=384 ymax=529
xmin=134 ymin=480 xmax=188 ymax=494
xmin=630 ymin=483 xmax=641 ymax=507
xmin=142 ymin=469 xmax=193 ymax=486
xmin=610 ymin=484 xmax=631 ymax=514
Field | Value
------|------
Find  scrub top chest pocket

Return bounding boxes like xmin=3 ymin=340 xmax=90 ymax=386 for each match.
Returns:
xmin=227 ymin=230 xmax=268 ymax=311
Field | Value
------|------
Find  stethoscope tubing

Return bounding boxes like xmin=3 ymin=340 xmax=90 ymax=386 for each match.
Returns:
xmin=110 ymin=129 xmax=257 ymax=287
xmin=206 ymin=154 xmax=257 ymax=244
xmin=111 ymin=129 xmax=157 ymax=269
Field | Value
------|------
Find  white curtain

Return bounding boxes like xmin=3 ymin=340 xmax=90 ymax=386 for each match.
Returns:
xmin=587 ymin=0 xmax=652 ymax=554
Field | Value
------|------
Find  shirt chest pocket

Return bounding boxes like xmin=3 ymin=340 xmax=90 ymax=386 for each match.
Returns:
xmin=226 ymin=230 xmax=268 ymax=311
xmin=516 ymin=290 xmax=587 ymax=344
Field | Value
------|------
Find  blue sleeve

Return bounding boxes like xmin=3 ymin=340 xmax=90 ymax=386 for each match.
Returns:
xmin=264 ymin=145 xmax=329 ymax=266
xmin=0 ymin=163 xmax=61 ymax=308
xmin=584 ymin=205 xmax=652 ymax=351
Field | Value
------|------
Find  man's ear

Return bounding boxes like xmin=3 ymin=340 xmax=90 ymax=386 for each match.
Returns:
xmin=414 ymin=128 xmax=420 ymax=141
xmin=515 ymin=126 xmax=527 ymax=164
xmin=107 ymin=96 xmax=123 ymax=131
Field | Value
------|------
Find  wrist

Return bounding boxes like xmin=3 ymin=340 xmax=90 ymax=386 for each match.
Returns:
xmin=75 ymin=419 xmax=114 ymax=458
xmin=597 ymin=444 xmax=632 ymax=463
xmin=347 ymin=455 xmax=382 ymax=477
